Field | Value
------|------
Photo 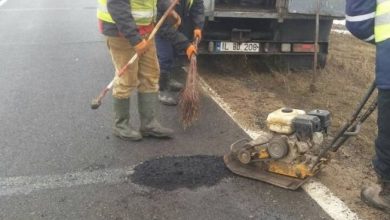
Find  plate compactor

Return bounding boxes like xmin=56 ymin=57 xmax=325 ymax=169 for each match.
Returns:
xmin=224 ymin=82 xmax=378 ymax=190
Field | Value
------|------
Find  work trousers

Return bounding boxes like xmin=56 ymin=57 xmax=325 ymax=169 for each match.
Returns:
xmin=107 ymin=36 xmax=160 ymax=99
xmin=373 ymin=89 xmax=390 ymax=180
xmin=155 ymin=35 xmax=175 ymax=90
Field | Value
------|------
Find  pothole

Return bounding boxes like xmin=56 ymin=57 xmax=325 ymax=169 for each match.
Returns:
xmin=131 ymin=155 xmax=233 ymax=191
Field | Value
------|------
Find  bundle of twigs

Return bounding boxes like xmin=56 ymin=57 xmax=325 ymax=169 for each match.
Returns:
xmin=179 ymin=41 xmax=200 ymax=128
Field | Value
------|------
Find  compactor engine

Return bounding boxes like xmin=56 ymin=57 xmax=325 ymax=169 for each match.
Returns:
xmin=224 ymin=107 xmax=331 ymax=189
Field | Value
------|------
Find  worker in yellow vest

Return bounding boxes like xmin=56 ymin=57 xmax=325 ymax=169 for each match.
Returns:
xmin=346 ymin=0 xmax=390 ymax=213
xmin=97 ymin=0 xmax=196 ymax=141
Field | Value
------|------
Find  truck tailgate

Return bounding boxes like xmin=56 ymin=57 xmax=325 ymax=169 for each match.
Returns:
xmin=288 ymin=0 xmax=345 ymax=18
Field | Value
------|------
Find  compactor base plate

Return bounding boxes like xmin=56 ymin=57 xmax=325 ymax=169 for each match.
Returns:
xmin=223 ymin=153 xmax=313 ymax=190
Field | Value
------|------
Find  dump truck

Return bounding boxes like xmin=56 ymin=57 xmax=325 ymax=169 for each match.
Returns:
xmin=199 ymin=0 xmax=345 ymax=69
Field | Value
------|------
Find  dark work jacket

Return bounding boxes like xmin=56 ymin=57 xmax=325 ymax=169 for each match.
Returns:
xmin=157 ymin=0 xmax=205 ymax=53
xmin=346 ymin=0 xmax=390 ymax=89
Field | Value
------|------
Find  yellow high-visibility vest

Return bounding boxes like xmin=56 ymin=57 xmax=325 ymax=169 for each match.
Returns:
xmin=97 ymin=0 xmax=156 ymax=26
xmin=375 ymin=0 xmax=390 ymax=42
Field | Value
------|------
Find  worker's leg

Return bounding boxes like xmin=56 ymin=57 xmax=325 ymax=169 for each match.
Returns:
xmin=373 ymin=40 xmax=390 ymax=180
xmin=156 ymin=35 xmax=174 ymax=90
xmin=374 ymin=89 xmax=390 ymax=180
xmin=137 ymin=38 xmax=173 ymax=138
xmin=107 ymin=36 xmax=142 ymax=141
xmin=156 ymin=35 xmax=179 ymax=105
xmin=361 ymin=41 xmax=390 ymax=211
xmin=362 ymin=89 xmax=390 ymax=212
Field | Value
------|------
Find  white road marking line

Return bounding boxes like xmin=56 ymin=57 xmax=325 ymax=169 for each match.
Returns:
xmin=199 ymin=77 xmax=361 ymax=220
xmin=303 ymin=181 xmax=360 ymax=220
xmin=199 ymin=78 xmax=266 ymax=139
xmin=0 ymin=0 xmax=8 ymax=7
xmin=0 ymin=8 xmax=80 ymax=11
xmin=0 ymin=166 xmax=135 ymax=197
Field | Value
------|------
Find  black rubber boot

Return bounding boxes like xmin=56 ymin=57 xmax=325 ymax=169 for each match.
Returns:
xmin=168 ymin=78 xmax=184 ymax=92
xmin=159 ymin=71 xmax=179 ymax=106
xmin=361 ymin=177 xmax=390 ymax=213
xmin=138 ymin=92 xmax=174 ymax=138
xmin=112 ymin=97 xmax=142 ymax=141
xmin=159 ymin=71 xmax=170 ymax=91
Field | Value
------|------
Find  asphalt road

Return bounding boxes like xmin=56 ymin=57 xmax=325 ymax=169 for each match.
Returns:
xmin=0 ymin=0 xmax=331 ymax=219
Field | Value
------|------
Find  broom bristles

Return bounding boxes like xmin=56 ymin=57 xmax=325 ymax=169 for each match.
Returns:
xmin=179 ymin=54 xmax=200 ymax=128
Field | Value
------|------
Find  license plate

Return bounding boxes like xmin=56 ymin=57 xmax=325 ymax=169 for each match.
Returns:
xmin=217 ymin=42 xmax=260 ymax=53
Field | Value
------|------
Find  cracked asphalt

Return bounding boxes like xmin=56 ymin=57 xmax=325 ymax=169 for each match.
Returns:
xmin=0 ymin=0 xmax=331 ymax=219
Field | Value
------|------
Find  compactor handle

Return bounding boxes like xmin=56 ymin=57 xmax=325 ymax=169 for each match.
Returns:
xmin=344 ymin=124 xmax=361 ymax=136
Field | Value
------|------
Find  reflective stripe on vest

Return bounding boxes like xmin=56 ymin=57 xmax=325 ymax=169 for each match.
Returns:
xmin=376 ymin=0 xmax=390 ymax=42
xmin=97 ymin=0 xmax=156 ymax=26
xmin=187 ymin=0 xmax=194 ymax=9
xmin=346 ymin=12 xmax=375 ymax=22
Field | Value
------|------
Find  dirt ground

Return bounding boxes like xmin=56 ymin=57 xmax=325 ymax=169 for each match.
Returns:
xmin=199 ymin=33 xmax=388 ymax=219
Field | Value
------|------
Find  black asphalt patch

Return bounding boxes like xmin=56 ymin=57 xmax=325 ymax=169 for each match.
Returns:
xmin=131 ymin=155 xmax=233 ymax=191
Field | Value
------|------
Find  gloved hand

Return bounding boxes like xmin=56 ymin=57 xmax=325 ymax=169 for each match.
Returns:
xmin=134 ymin=39 xmax=150 ymax=55
xmin=186 ymin=44 xmax=197 ymax=60
xmin=193 ymin=28 xmax=202 ymax=40
xmin=169 ymin=11 xmax=181 ymax=29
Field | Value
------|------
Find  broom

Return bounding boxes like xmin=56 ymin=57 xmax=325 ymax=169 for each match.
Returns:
xmin=179 ymin=38 xmax=200 ymax=128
